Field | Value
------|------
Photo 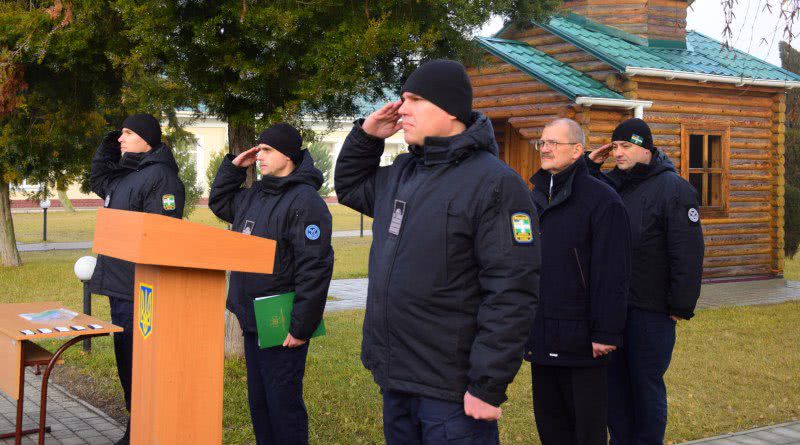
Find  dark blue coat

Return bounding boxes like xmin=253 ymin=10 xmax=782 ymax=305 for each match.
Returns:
xmin=335 ymin=112 xmax=540 ymax=407
xmin=527 ymin=157 xmax=631 ymax=367
xmin=89 ymin=131 xmax=185 ymax=301
xmin=586 ymin=151 xmax=705 ymax=319
xmin=209 ymin=150 xmax=334 ymax=339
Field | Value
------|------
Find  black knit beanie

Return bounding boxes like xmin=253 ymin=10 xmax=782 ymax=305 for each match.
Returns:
xmin=612 ymin=118 xmax=654 ymax=152
xmin=121 ymin=113 xmax=162 ymax=149
xmin=401 ymin=59 xmax=473 ymax=124
xmin=256 ymin=123 xmax=303 ymax=164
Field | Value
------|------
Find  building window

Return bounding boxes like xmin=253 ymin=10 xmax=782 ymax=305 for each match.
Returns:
xmin=680 ymin=125 xmax=730 ymax=214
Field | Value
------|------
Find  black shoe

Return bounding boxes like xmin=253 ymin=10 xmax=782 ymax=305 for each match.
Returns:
xmin=114 ymin=419 xmax=130 ymax=445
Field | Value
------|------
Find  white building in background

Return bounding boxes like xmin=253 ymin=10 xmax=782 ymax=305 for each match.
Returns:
xmin=11 ymin=107 xmax=407 ymax=201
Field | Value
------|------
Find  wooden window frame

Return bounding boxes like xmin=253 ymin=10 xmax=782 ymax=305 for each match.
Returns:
xmin=680 ymin=124 xmax=730 ymax=218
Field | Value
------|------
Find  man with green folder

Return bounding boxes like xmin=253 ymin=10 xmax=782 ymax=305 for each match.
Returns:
xmin=209 ymin=123 xmax=333 ymax=445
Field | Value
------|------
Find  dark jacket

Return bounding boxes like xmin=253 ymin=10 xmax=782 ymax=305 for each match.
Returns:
xmin=527 ymin=157 xmax=631 ymax=367
xmin=335 ymin=112 xmax=540 ymax=407
xmin=89 ymin=131 xmax=185 ymax=301
xmin=208 ymin=150 xmax=333 ymax=339
xmin=586 ymin=150 xmax=705 ymax=319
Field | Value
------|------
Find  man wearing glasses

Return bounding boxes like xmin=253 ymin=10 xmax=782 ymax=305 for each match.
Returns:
xmin=526 ymin=118 xmax=631 ymax=444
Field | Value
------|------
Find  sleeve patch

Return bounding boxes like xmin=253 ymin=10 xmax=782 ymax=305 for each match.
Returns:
xmin=162 ymin=194 xmax=176 ymax=211
xmin=511 ymin=212 xmax=534 ymax=244
xmin=305 ymin=222 xmax=321 ymax=245
xmin=687 ymin=207 xmax=700 ymax=225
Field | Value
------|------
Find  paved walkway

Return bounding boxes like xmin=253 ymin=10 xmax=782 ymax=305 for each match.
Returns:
xmin=323 ymin=277 xmax=800 ymax=313
xmin=0 ymin=370 xmax=124 ymax=445
xmin=684 ymin=421 xmax=800 ymax=444
xmin=15 ymin=229 xmax=372 ymax=252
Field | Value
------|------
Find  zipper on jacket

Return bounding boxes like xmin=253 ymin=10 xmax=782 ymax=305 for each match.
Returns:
xmin=573 ymin=248 xmax=587 ymax=290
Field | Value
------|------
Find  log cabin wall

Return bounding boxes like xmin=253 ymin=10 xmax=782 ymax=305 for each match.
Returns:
xmin=631 ymin=77 xmax=783 ymax=278
xmin=496 ymin=27 xmax=616 ymax=83
xmin=468 ymin=57 xmax=574 ymax=181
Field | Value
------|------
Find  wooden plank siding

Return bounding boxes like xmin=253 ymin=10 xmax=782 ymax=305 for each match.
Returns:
xmin=634 ymin=78 xmax=783 ymax=278
xmin=468 ymin=32 xmax=785 ymax=279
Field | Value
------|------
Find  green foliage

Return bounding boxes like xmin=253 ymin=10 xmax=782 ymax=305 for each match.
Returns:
xmin=785 ymin=184 xmax=800 ymax=259
xmin=110 ymin=0 xmax=558 ymax=144
xmin=166 ymin=129 xmax=203 ymax=218
xmin=206 ymin=147 xmax=227 ymax=191
xmin=307 ymin=141 xmax=333 ymax=197
xmin=0 ymin=1 xmax=129 ymax=193
xmin=781 ymin=43 xmax=800 ymax=190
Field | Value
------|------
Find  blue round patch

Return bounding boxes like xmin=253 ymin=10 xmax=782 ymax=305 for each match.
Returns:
xmin=305 ymin=224 xmax=321 ymax=240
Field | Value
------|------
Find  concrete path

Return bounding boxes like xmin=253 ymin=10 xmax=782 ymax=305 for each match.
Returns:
xmin=323 ymin=277 xmax=800 ymax=313
xmin=15 ymin=229 xmax=372 ymax=252
xmin=0 ymin=369 xmax=124 ymax=445
xmin=683 ymin=421 xmax=800 ymax=444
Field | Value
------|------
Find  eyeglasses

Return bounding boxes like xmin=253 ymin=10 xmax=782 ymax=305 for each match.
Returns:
xmin=533 ymin=140 xmax=580 ymax=151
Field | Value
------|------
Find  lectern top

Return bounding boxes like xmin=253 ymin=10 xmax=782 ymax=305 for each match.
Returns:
xmin=93 ymin=208 xmax=276 ymax=274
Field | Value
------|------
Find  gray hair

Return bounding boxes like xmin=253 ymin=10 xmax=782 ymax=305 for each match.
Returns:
xmin=545 ymin=118 xmax=585 ymax=146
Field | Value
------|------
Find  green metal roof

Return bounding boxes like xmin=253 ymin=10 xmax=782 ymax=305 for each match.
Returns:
xmin=476 ymin=36 xmax=625 ymax=100
xmin=537 ymin=15 xmax=800 ymax=83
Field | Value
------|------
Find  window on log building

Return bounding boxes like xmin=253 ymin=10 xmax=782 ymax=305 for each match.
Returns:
xmin=680 ymin=124 xmax=730 ymax=215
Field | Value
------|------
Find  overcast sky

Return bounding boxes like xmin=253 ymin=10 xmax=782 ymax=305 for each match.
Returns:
xmin=480 ymin=0 xmax=799 ymax=67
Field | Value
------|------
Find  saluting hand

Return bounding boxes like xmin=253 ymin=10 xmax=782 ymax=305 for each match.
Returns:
xmin=232 ymin=147 xmax=260 ymax=168
xmin=362 ymin=100 xmax=403 ymax=139
xmin=592 ymin=342 xmax=616 ymax=358
xmin=588 ymin=143 xmax=613 ymax=165
xmin=282 ymin=333 xmax=307 ymax=348
xmin=464 ymin=391 xmax=502 ymax=421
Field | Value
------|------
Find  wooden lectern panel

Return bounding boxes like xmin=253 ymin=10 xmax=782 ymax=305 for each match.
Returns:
xmin=0 ymin=335 xmax=21 ymax=400
xmin=131 ymin=265 xmax=227 ymax=445
xmin=93 ymin=208 xmax=276 ymax=274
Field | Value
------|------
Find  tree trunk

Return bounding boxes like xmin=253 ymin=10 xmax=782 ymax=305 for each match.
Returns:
xmin=0 ymin=179 xmax=22 ymax=267
xmin=228 ymin=121 xmax=257 ymax=185
xmin=223 ymin=121 xmax=256 ymax=358
xmin=57 ymin=187 xmax=75 ymax=212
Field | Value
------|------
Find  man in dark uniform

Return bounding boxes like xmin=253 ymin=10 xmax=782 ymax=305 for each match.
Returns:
xmin=335 ymin=59 xmax=540 ymax=444
xmin=527 ymin=118 xmax=631 ymax=445
xmin=209 ymin=123 xmax=333 ymax=445
xmin=89 ymin=113 xmax=186 ymax=445
xmin=586 ymin=118 xmax=705 ymax=445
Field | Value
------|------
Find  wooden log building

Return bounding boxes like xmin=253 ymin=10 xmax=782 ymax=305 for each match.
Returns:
xmin=467 ymin=1 xmax=800 ymax=279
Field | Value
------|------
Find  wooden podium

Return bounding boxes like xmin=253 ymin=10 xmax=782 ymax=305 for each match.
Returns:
xmin=93 ymin=208 xmax=276 ymax=444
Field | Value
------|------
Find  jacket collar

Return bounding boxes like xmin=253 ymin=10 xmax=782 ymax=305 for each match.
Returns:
xmin=407 ymin=112 xmax=498 ymax=166
xmin=530 ymin=156 xmax=587 ymax=211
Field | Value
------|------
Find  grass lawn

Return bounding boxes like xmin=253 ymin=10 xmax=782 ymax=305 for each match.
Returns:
xmin=1 ymin=252 xmax=799 ymax=443
xmin=11 ymin=203 xmax=373 ymax=243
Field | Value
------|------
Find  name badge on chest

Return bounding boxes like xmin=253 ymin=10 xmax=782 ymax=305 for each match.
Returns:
xmin=388 ymin=200 xmax=406 ymax=236
xmin=242 ymin=220 xmax=255 ymax=235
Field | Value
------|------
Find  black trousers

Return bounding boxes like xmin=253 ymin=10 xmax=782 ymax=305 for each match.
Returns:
xmin=243 ymin=332 xmax=310 ymax=445
xmin=109 ymin=297 xmax=134 ymax=413
xmin=531 ymin=364 xmax=608 ymax=445
xmin=382 ymin=390 xmax=499 ymax=445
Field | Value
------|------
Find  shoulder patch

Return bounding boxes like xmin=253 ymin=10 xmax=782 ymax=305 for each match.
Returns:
xmin=511 ymin=212 xmax=534 ymax=244
xmin=162 ymin=194 xmax=176 ymax=211
xmin=305 ymin=224 xmax=321 ymax=241
xmin=687 ymin=207 xmax=700 ymax=224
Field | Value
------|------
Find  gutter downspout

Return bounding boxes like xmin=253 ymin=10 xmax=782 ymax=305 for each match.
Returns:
xmin=574 ymin=97 xmax=653 ymax=117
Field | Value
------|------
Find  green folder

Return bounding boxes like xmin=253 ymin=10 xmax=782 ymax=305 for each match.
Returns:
xmin=253 ymin=291 xmax=326 ymax=349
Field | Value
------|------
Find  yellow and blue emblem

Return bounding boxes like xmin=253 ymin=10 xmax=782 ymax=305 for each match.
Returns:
xmin=138 ymin=283 xmax=154 ymax=339
xmin=512 ymin=212 xmax=533 ymax=244
xmin=630 ymin=134 xmax=644 ymax=146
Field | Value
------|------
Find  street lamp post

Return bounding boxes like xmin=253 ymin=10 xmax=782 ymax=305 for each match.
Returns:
xmin=40 ymin=199 xmax=51 ymax=241
xmin=74 ymin=256 xmax=97 ymax=352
